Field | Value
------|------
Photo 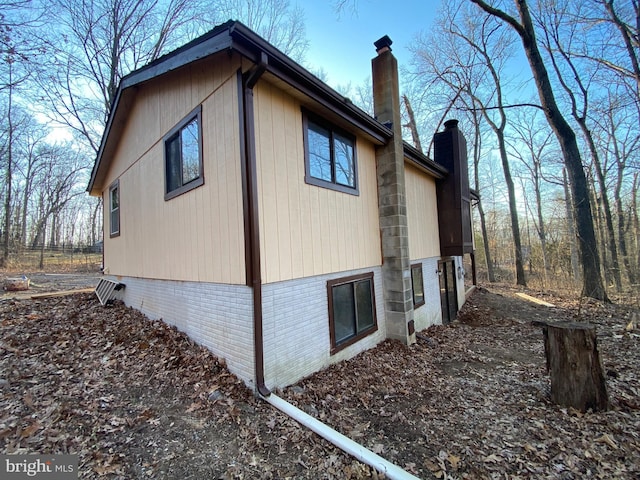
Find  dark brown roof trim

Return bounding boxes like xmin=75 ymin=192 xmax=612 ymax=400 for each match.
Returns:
xmin=227 ymin=22 xmax=391 ymax=144
xmin=403 ymin=142 xmax=448 ymax=179
xmin=88 ymin=20 xmax=393 ymax=193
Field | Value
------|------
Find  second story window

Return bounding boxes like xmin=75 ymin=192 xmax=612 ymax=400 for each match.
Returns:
xmin=304 ymin=112 xmax=358 ymax=195
xmin=164 ymin=106 xmax=203 ymax=200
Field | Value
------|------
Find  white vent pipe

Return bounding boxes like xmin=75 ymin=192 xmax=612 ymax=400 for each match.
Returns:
xmin=264 ymin=394 xmax=422 ymax=480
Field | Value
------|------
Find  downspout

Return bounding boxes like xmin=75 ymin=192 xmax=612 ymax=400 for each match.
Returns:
xmin=238 ymin=45 xmax=419 ymax=480
xmin=241 ymin=52 xmax=270 ymax=397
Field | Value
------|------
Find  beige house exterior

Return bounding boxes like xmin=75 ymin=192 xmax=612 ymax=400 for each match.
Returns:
xmin=88 ymin=21 xmax=474 ymax=392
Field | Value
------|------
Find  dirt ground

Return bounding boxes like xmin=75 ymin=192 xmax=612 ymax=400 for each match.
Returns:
xmin=1 ymin=282 xmax=638 ymax=479
xmin=1 ymin=272 xmax=101 ymax=299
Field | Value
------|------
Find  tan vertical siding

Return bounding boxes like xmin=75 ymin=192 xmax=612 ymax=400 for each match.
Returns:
xmin=406 ymin=163 xmax=440 ymax=260
xmin=254 ymin=81 xmax=382 ymax=284
xmin=102 ymin=54 xmax=246 ymax=285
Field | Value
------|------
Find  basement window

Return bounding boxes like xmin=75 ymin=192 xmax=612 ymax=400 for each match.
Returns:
xmin=164 ymin=106 xmax=204 ymax=200
xmin=328 ymin=272 xmax=377 ymax=354
xmin=411 ymin=263 xmax=425 ymax=307
xmin=303 ymin=111 xmax=358 ymax=195
xmin=109 ymin=180 xmax=120 ymax=238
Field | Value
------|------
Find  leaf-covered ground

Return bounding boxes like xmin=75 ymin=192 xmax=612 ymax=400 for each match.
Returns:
xmin=1 ymin=284 xmax=638 ymax=479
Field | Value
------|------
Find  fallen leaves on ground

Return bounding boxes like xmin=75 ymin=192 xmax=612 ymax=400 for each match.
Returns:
xmin=0 ymin=294 xmax=363 ymax=479
xmin=1 ymin=284 xmax=639 ymax=479
xmin=279 ymin=286 xmax=640 ymax=479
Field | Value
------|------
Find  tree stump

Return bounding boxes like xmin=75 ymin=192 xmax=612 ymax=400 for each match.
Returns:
xmin=541 ymin=321 xmax=609 ymax=412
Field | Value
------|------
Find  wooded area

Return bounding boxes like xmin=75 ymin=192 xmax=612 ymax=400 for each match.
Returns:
xmin=403 ymin=0 xmax=639 ymax=299
xmin=1 ymin=0 xmax=638 ymax=300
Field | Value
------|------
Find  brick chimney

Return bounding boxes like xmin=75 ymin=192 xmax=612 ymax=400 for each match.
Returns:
xmin=372 ymin=36 xmax=415 ymax=346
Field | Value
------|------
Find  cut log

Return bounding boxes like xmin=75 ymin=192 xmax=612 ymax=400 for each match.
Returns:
xmin=541 ymin=321 xmax=609 ymax=412
xmin=3 ymin=277 xmax=30 ymax=291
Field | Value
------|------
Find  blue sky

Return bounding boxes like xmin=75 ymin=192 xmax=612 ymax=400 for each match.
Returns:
xmin=300 ymin=1 xmax=441 ymax=89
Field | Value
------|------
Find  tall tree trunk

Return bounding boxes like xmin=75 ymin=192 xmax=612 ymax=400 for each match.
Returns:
xmin=591 ymin=186 xmax=611 ymax=288
xmin=632 ymin=173 xmax=640 ymax=283
xmin=609 ymin=119 xmax=637 ymax=287
xmin=39 ymin=218 xmax=46 ymax=270
xmin=534 ymin=172 xmax=549 ymax=280
xmin=579 ymin=122 xmax=622 ymax=291
xmin=541 ymin=4 xmax=622 ymax=291
xmin=496 ymin=131 xmax=527 ymax=286
xmin=1 ymin=62 xmax=14 ymax=268
xmin=563 ymin=168 xmax=581 ymax=284
xmin=471 ymin=109 xmax=495 ymax=282
xmin=91 ymin=198 xmax=102 ymax=246
xmin=470 ymin=0 xmax=608 ymax=300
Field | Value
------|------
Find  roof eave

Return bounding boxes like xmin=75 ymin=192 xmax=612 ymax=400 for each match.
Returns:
xmin=87 ymin=20 xmax=393 ymax=194
xmin=228 ymin=22 xmax=391 ymax=144
xmin=87 ymin=22 xmax=237 ymax=194
xmin=403 ymin=143 xmax=448 ymax=179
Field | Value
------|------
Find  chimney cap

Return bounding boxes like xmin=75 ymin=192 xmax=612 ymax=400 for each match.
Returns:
xmin=444 ymin=119 xmax=459 ymax=130
xmin=374 ymin=35 xmax=393 ymax=53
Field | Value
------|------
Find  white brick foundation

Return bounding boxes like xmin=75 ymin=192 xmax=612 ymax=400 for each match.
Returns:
xmin=262 ymin=267 xmax=387 ymax=388
xmin=107 ymin=259 xmax=466 ymax=391
xmin=108 ymin=276 xmax=255 ymax=385
xmin=412 ymin=257 xmax=443 ymax=332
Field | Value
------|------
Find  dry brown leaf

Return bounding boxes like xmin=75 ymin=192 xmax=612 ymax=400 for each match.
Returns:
xmin=19 ymin=421 xmax=41 ymax=438
xmin=371 ymin=443 xmax=385 ymax=454
xmin=423 ymin=458 xmax=441 ymax=472
xmin=595 ymin=433 xmax=618 ymax=449
xmin=23 ymin=392 xmax=34 ymax=409
xmin=447 ymin=453 xmax=461 ymax=470
xmin=483 ymin=453 xmax=501 ymax=463
xmin=1 ymin=285 xmax=638 ymax=479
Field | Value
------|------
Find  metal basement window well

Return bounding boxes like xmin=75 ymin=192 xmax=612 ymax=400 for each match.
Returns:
xmin=95 ymin=278 xmax=125 ymax=306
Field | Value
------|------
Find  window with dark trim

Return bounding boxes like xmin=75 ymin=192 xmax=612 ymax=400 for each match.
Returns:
xmin=303 ymin=111 xmax=358 ymax=195
xmin=411 ymin=263 xmax=425 ymax=307
xmin=328 ymin=272 xmax=377 ymax=353
xmin=164 ymin=106 xmax=204 ymax=200
xmin=109 ymin=180 xmax=120 ymax=238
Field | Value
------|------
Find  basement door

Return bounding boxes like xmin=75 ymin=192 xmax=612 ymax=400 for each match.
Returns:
xmin=438 ymin=259 xmax=458 ymax=325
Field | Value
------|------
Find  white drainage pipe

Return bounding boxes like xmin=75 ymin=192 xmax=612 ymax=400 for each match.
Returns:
xmin=264 ymin=394 xmax=421 ymax=480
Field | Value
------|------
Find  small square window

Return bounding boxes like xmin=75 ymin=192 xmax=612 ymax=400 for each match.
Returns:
xmin=328 ymin=272 xmax=377 ymax=353
xmin=165 ymin=106 xmax=204 ymax=200
xmin=304 ymin=111 xmax=358 ymax=195
xmin=109 ymin=180 xmax=120 ymax=238
xmin=411 ymin=263 xmax=425 ymax=308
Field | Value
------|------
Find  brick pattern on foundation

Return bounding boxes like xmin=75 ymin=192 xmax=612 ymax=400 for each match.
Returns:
xmin=109 ymin=276 xmax=255 ymax=386
xmin=412 ymin=257 xmax=443 ymax=332
xmin=262 ymin=267 xmax=386 ymax=388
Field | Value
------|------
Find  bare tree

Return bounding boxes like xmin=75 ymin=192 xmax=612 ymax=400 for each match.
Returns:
xmin=633 ymin=172 xmax=640 ymax=278
xmin=469 ymin=96 xmax=497 ymax=283
xmin=508 ymin=108 xmax=555 ymax=281
xmin=414 ymin=3 xmax=527 ymax=285
xmin=593 ymin=0 xmax=640 ymax=98
xmin=0 ymin=1 xmax=41 ymax=266
xmin=28 ymin=145 xmax=86 ymax=258
xmin=470 ymin=0 xmax=608 ymax=301
xmin=538 ymin=0 xmax=623 ymax=291
xmin=37 ymin=0 xmax=310 ymax=156
xmin=216 ymin=0 xmax=308 ymax=61
xmin=597 ymin=94 xmax=640 ymax=286
xmin=37 ymin=0 xmax=206 ymax=154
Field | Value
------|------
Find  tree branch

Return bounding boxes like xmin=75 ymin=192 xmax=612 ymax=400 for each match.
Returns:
xmin=469 ymin=0 xmax=525 ymax=36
